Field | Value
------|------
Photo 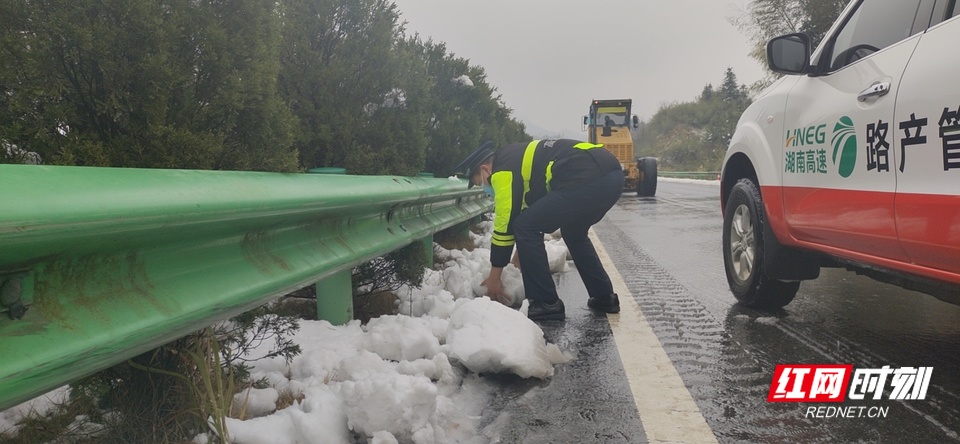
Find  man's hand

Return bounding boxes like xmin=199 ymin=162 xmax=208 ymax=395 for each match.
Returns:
xmin=482 ymin=267 xmax=511 ymax=306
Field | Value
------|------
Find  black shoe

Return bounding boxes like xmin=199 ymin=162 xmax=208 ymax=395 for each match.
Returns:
xmin=588 ymin=293 xmax=620 ymax=313
xmin=528 ymin=299 xmax=565 ymax=321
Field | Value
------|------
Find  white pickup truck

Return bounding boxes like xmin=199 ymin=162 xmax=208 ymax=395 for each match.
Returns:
xmin=720 ymin=0 xmax=959 ymax=308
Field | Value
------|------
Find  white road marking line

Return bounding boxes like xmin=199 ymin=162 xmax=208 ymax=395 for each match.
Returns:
xmin=591 ymin=228 xmax=718 ymax=444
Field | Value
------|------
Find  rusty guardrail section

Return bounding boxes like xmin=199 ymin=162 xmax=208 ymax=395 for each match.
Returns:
xmin=0 ymin=164 xmax=488 ymax=410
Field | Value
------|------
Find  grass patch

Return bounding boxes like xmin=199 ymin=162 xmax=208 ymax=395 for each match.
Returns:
xmin=354 ymin=290 xmax=399 ymax=323
xmin=434 ymin=218 xmax=481 ymax=252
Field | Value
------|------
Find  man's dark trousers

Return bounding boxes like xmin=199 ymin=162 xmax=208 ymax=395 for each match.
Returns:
xmin=512 ymin=169 xmax=624 ymax=304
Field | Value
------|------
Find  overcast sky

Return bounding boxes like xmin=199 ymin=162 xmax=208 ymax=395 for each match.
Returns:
xmin=390 ymin=0 xmax=768 ymax=139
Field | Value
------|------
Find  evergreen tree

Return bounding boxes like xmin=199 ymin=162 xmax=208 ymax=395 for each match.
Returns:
xmin=400 ymin=37 xmax=526 ymax=177
xmin=278 ymin=0 xmax=429 ymax=176
xmin=700 ymin=84 xmax=715 ymax=102
xmin=733 ymin=0 xmax=848 ymax=80
xmin=198 ymin=0 xmax=299 ymax=171
xmin=637 ymin=69 xmax=751 ymax=171
xmin=1 ymin=0 xmax=527 ymax=174
xmin=719 ymin=68 xmax=748 ymax=103
xmin=0 ymin=0 xmax=298 ymax=170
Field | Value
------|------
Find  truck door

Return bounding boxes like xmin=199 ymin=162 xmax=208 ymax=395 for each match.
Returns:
xmin=781 ymin=0 xmax=929 ymax=262
xmin=893 ymin=6 xmax=960 ymax=277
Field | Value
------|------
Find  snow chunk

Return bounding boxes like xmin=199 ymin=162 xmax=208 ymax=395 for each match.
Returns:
xmin=226 ymin=385 xmax=350 ymax=444
xmin=337 ymin=372 xmax=445 ymax=443
xmin=443 ymin=298 xmax=566 ymax=379
xmin=232 ymin=387 xmax=279 ymax=418
xmin=363 ymin=315 xmax=441 ymax=362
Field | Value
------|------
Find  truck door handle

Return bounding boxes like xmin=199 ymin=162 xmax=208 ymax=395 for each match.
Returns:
xmin=858 ymin=82 xmax=890 ymax=102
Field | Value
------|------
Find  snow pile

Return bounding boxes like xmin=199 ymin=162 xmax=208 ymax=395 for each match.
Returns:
xmin=399 ymin=224 xmax=568 ymax=311
xmin=223 ymin=222 xmax=572 ymax=443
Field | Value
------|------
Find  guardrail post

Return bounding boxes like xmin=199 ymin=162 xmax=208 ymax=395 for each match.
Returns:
xmin=315 ymin=270 xmax=353 ymax=325
xmin=420 ymin=236 xmax=434 ymax=269
xmin=307 ymin=166 xmax=352 ymax=324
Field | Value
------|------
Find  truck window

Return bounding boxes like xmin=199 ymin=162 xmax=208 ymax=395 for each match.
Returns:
xmin=943 ymin=0 xmax=960 ymax=18
xmin=931 ymin=0 xmax=959 ymax=25
xmin=828 ymin=0 xmax=925 ymax=71
xmin=596 ymin=107 xmax=627 ymax=126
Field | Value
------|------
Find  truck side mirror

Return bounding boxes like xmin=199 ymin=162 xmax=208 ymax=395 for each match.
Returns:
xmin=767 ymin=33 xmax=811 ymax=75
xmin=632 ymin=115 xmax=640 ymax=129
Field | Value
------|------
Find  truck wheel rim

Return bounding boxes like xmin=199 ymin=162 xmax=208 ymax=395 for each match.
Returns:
xmin=730 ymin=204 xmax=755 ymax=282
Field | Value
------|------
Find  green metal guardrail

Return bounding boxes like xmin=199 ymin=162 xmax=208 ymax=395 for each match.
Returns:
xmin=0 ymin=164 xmax=488 ymax=410
xmin=658 ymin=171 xmax=721 ymax=180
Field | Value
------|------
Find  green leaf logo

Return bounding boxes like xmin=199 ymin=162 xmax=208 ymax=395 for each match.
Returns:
xmin=831 ymin=116 xmax=857 ymax=178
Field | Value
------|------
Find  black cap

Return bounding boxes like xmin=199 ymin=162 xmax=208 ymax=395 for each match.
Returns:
xmin=454 ymin=140 xmax=495 ymax=187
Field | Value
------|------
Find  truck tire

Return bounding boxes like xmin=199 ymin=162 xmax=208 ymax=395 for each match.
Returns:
xmin=636 ymin=157 xmax=657 ymax=197
xmin=722 ymin=178 xmax=800 ymax=308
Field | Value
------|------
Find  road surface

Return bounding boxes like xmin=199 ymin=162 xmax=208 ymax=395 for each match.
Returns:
xmin=479 ymin=179 xmax=960 ymax=443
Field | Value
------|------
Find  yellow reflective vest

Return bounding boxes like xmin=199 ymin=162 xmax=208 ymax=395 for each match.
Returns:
xmin=488 ymin=139 xmax=621 ymax=267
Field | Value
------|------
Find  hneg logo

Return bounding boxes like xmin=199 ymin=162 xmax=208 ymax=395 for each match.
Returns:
xmin=831 ymin=116 xmax=857 ymax=178
xmin=784 ymin=116 xmax=858 ymax=177
xmin=768 ymin=364 xmax=933 ymax=402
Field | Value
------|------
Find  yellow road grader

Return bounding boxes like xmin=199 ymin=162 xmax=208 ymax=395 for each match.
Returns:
xmin=582 ymin=99 xmax=657 ymax=196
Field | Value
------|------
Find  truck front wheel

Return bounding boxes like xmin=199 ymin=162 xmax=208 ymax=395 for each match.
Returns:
xmin=636 ymin=157 xmax=657 ymax=197
xmin=722 ymin=178 xmax=799 ymax=308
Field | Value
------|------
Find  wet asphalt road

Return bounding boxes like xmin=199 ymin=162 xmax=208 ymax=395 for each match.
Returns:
xmin=477 ymin=270 xmax=647 ymax=443
xmin=480 ymin=179 xmax=960 ymax=443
